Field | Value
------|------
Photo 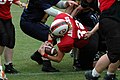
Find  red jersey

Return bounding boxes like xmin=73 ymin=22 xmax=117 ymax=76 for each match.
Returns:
xmin=98 ymin=0 xmax=116 ymax=12
xmin=54 ymin=13 xmax=88 ymax=53
xmin=0 ymin=0 xmax=19 ymax=20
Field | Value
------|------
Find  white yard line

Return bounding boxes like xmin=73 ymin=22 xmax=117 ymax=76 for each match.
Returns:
xmin=11 ymin=72 xmax=83 ymax=76
xmin=11 ymin=11 xmax=22 ymax=13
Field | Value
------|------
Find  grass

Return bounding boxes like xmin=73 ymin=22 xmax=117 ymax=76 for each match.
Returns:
xmin=2 ymin=0 xmax=120 ymax=80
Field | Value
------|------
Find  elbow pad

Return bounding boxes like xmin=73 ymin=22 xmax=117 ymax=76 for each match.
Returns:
xmin=56 ymin=1 xmax=67 ymax=9
xmin=44 ymin=7 xmax=62 ymax=17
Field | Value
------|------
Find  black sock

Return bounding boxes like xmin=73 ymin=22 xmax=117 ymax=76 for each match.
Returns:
xmin=34 ymin=50 xmax=42 ymax=57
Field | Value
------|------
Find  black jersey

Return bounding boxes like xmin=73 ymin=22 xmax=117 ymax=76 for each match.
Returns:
xmin=21 ymin=0 xmax=60 ymax=23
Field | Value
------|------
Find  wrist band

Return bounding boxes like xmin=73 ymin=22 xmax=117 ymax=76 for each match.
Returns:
xmin=48 ymin=40 xmax=53 ymax=43
xmin=43 ymin=53 xmax=48 ymax=58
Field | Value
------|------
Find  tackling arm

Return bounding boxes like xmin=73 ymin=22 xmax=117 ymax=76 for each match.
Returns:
xmin=90 ymin=22 xmax=99 ymax=34
xmin=84 ymin=22 xmax=99 ymax=39
xmin=44 ymin=0 xmax=78 ymax=17
xmin=44 ymin=7 xmax=62 ymax=17
xmin=71 ymin=5 xmax=84 ymax=17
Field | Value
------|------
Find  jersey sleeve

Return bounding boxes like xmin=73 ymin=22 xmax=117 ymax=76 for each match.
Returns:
xmin=57 ymin=35 xmax=74 ymax=53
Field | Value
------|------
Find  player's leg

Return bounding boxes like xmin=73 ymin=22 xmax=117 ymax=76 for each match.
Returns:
xmin=3 ymin=19 xmax=18 ymax=74
xmin=0 ymin=46 xmax=7 ymax=80
xmin=20 ymin=21 xmax=59 ymax=72
xmin=85 ymin=16 xmax=120 ymax=80
xmin=0 ymin=19 xmax=8 ymax=79
xmin=78 ymin=34 xmax=98 ymax=70
xmin=101 ymin=17 xmax=120 ymax=80
xmin=73 ymin=26 xmax=98 ymax=71
xmin=85 ymin=54 xmax=119 ymax=80
xmin=93 ymin=32 xmax=107 ymax=67
xmin=20 ymin=20 xmax=48 ymax=65
xmin=85 ymin=54 xmax=110 ymax=80
xmin=103 ymin=61 xmax=120 ymax=80
xmin=31 ymin=50 xmax=43 ymax=65
xmin=72 ymin=48 xmax=81 ymax=71
xmin=31 ymin=50 xmax=59 ymax=72
xmin=73 ymin=8 xmax=99 ymax=71
xmin=4 ymin=47 xmax=18 ymax=74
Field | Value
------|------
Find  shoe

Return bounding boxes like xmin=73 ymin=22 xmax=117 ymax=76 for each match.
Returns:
xmin=42 ymin=66 xmax=59 ymax=72
xmin=103 ymin=74 xmax=118 ymax=80
xmin=31 ymin=51 xmax=43 ymax=65
xmin=85 ymin=70 xmax=99 ymax=80
xmin=42 ymin=60 xmax=59 ymax=72
xmin=0 ymin=70 xmax=8 ymax=80
xmin=73 ymin=65 xmax=81 ymax=71
xmin=69 ymin=50 xmax=74 ymax=57
xmin=73 ymin=60 xmax=81 ymax=71
xmin=4 ymin=63 xmax=18 ymax=74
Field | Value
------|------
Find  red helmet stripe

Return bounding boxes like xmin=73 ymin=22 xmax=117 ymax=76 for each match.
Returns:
xmin=51 ymin=22 xmax=67 ymax=32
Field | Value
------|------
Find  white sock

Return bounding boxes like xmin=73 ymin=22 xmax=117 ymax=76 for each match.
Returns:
xmin=5 ymin=61 xmax=12 ymax=65
xmin=0 ymin=66 xmax=3 ymax=78
xmin=0 ymin=66 xmax=2 ymax=71
xmin=92 ymin=68 xmax=100 ymax=77
xmin=107 ymin=71 xmax=115 ymax=75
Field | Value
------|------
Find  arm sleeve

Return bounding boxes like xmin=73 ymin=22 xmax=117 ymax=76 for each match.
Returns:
xmin=55 ymin=1 xmax=67 ymax=9
xmin=44 ymin=7 xmax=63 ymax=17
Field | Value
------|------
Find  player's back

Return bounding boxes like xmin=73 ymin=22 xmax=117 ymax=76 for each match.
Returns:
xmin=21 ymin=0 xmax=59 ymax=23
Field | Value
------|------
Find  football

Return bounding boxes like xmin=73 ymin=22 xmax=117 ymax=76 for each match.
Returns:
xmin=45 ymin=46 xmax=57 ymax=56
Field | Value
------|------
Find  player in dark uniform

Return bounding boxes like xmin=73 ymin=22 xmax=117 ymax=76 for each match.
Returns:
xmin=20 ymin=0 xmax=78 ymax=72
xmin=65 ymin=0 xmax=100 ymax=71
xmin=83 ymin=0 xmax=120 ymax=80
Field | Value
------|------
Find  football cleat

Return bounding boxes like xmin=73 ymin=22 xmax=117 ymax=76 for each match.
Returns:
xmin=42 ymin=60 xmax=59 ymax=72
xmin=4 ymin=63 xmax=18 ymax=74
xmin=103 ymin=74 xmax=118 ymax=80
xmin=85 ymin=70 xmax=100 ymax=80
xmin=42 ymin=66 xmax=59 ymax=72
xmin=73 ymin=60 xmax=81 ymax=71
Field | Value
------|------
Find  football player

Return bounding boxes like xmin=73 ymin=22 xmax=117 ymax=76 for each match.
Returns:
xmin=20 ymin=0 xmax=78 ymax=72
xmin=65 ymin=0 xmax=100 ymax=71
xmin=0 ymin=0 xmax=26 ymax=79
xmin=38 ymin=13 xmax=89 ymax=67
xmin=83 ymin=0 xmax=120 ymax=80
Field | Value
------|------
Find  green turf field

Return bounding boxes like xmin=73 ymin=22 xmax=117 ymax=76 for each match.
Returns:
xmin=3 ymin=0 xmax=120 ymax=80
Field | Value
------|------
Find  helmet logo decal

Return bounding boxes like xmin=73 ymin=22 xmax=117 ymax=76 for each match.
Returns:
xmin=59 ymin=29 xmax=66 ymax=35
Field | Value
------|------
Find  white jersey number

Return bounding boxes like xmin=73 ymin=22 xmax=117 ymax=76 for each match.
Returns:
xmin=75 ymin=20 xmax=87 ymax=39
xmin=0 ymin=0 xmax=13 ymax=4
xmin=66 ymin=17 xmax=87 ymax=39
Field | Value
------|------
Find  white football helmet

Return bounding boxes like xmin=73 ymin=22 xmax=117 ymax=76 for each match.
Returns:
xmin=50 ymin=19 xmax=69 ymax=37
